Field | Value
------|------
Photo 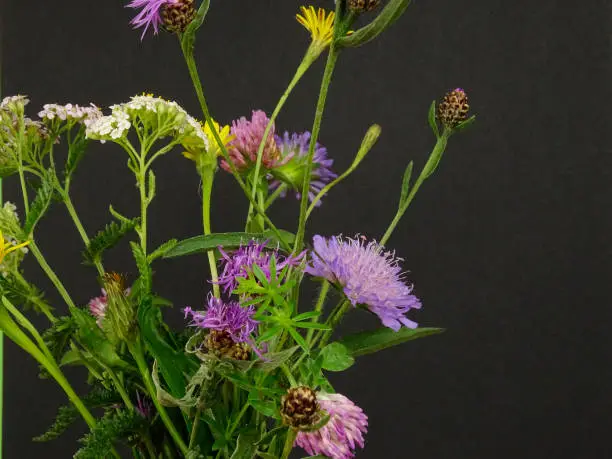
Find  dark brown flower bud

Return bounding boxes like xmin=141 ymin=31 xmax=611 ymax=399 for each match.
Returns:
xmin=348 ymin=0 xmax=381 ymax=13
xmin=437 ymin=88 xmax=470 ymax=129
xmin=205 ymin=329 xmax=235 ymax=355
xmin=162 ymin=0 xmax=196 ymax=34
xmin=281 ymin=386 xmax=319 ymax=429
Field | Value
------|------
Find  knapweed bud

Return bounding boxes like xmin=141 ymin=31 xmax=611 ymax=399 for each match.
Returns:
xmin=162 ymin=0 xmax=196 ymax=34
xmin=281 ymin=386 xmax=319 ymax=429
xmin=437 ymin=88 xmax=470 ymax=129
xmin=348 ymin=0 xmax=381 ymax=13
xmin=101 ymin=272 xmax=137 ymax=344
xmin=204 ymin=329 xmax=252 ymax=361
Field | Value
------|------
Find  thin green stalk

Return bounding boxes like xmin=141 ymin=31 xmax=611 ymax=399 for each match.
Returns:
xmin=380 ymin=130 xmax=450 ymax=245
xmin=12 ymin=270 xmax=56 ymax=323
xmin=29 ymin=242 xmax=76 ymax=311
xmin=188 ymin=407 xmax=202 ymax=450
xmin=101 ymin=362 xmax=133 ymax=411
xmin=264 ymin=183 xmax=287 ymax=210
xmin=180 ymin=43 xmax=291 ymax=251
xmin=246 ymin=51 xmax=316 ymax=227
xmin=227 ymin=402 xmax=249 ymax=438
xmin=143 ymin=434 xmax=157 ymax=458
xmin=130 ymin=340 xmax=188 ymax=455
xmin=281 ymin=429 xmax=297 ymax=459
xmin=61 ymin=190 xmax=104 ymax=276
xmin=200 ymin=165 xmax=220 ymax=298
xmin=294 ymin=47 xmax=340 ymax=251
xmin=306 ymin=281 xmax=330 ymax=344
xmin=16 ymin=119 xmax=29 ymax=215
xmin=281 ymin=363 xmax=297 ymax=387
xmin=138 ymin=159 xmax=148 ymax=255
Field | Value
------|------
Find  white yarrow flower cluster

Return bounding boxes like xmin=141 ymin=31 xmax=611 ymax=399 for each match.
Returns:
xmin=38 ymin=103 xmax=102 ymax=127
xmin=86 ymin=110 xmax=131 ymax=142
xmin=0 ymin=95 xmax=29 ymax=111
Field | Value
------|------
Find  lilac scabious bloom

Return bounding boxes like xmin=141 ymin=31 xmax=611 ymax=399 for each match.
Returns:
xmin=217 ymin=240 xmax=305 ymax=294
xmin=184 ymin=295 xmax=258 ymax=344
xmin=128 ymin=0 xmax=177 ymax=39
xmin=221 ymin=110 xmax=283 ymax=173
xmin=88 ymin=289 xmax=108 ymax=327
xmin=270 ymin=131 xmax=337 ymax=205
xmin=306 ymin=235 xmax=421 ymax=331
xmin=295 ymin=393 xmax=368 ymax=459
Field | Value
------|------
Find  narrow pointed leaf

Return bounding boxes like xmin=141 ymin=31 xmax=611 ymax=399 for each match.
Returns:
xmin=338 ymin=327 xmax=445 ymax=357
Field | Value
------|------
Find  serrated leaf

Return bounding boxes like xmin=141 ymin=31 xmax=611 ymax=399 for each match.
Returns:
xmin=64 ymin=130 xmax=88 ymax=179
xmin=131 ymin=241 xmax=152 ymax=294
xmin=84 ymin=218 xmax=139 ymax=264
xmin=319 ymin=342 xmax=355 ymax=372
xmin=164 ymin=230 xmax=296 ymax=259
xmin=338 ymin=327 xmax=445 ymax=357
xmin=23 ymin=172 xmax=54 ymax=234
xmin=428 ymin=100 xmax=439 ymax=138
xmin=399 ymin=160 xmax=414 ymax=206
xmin=337 ymin=0 xmax=412 ymax=48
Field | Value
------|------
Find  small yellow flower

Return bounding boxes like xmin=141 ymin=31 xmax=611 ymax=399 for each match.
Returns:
xmin=183 ymin=119 xmax=234 ymax=162
xmin=0 ymin=231 xmax=30 ymax=264
xmin=296 ymin=6 xmax=336 ymax=46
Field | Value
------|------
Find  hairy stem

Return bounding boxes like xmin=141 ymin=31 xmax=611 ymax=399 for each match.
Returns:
xmin=29 ymin=242 xmax=76 ymax=312
xmin=200 ymin=165 xmax=220 ymax=298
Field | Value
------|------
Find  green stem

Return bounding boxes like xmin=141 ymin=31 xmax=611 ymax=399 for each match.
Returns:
xmin=143 ymin=435 xmax=157 ymax=459
xmin=227 ymin=402 xmax=249 ymax=438
xmin=280 ymin=363 xmax=297 ymax=387
xmin=102 ymin=362 xmax=133 ymax=411
xmin=294 ymin=47 xmax=340 ymax=251
xmin=246 ymin=50 xmax=316 ymax=226
xmin=380 ymin=130 xmax=450 ymax=245
xmin=200 ymin=165 xmax=220 ymax=298
xmin=138 ymin=161 xmax=148 ymax=255
xmin=315 ymin=300 xmax=350 ymax=349
xmin=12 ymin=270 xmax=56 ymax=323
xmin=180 ymin=42 xmax=291 ymax=251
xmin=280 ymin=429 xmax=297 ymax=459
xmin=61 ymin=190 xmax=105 ymax=276
xmin=306 ymin=281 xmax=330 ymax=344
xmin=130 ymin=340 xmax=188 ymax=455
xmin=29 ymin=242 xmax=76 ymax=311
xmin=264 ymin=183 xmax=287 ymax=210
xmin=188 ymin=407 xmax=202 ymax=450
xmin=16 ymin=119 xmax=29 ymax=215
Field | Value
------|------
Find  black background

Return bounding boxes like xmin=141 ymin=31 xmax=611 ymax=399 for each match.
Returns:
xmin=2 ymin=0 xmax=611 ymax=458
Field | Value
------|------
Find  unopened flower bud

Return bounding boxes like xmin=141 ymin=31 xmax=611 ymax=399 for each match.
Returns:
xmin=205 ymin=329 xmax=252 ymax=361
xmin=281 ymin=386 xmax=319 ymax=429
xmin=437 ymin=88 xmax=470 ymax=129
xmin=162 ymin=0 xmax=196 ymax=34
xmin=348 ymin=0 xmax=381 ymax=13
xmin=101 ymin=272 xmax=136 ymax=344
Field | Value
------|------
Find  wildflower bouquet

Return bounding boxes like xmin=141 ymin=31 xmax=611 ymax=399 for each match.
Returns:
xmin=0 ymin=0 xmax=475 ymax=457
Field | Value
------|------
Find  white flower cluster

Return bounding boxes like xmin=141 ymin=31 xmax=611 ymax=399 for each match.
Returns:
xmin=86 ymin=94 xmax=208 ymax=151
xmin=0 ymin=95 xmax=29 ymax=111
xmin=3 ymin=202 xmax=19 ymax=220
xmin=86 ymin=110 xmax=131 ymax=142
xmin=38 ymin=103 xmax=102 ymax=128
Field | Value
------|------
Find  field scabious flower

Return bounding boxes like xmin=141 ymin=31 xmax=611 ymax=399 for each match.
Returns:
xmin=217 ymin=240 xmax=305 ymax=295
xmin=306 ymin=235 xmax=421 ymax=331
xmin=270 ymin=131 xmax=336 ymax=205
xmin=221 ymin=110 xmax=282 ymax=173
xmin=295 ymin=392 xmax=368 ymax=459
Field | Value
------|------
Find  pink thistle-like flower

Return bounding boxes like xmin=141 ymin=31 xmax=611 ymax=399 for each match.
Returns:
xmin=295 ymin=393 xmax=368 ymax=459
xmin=220 ymin=110 xmax=283 ymax=173
xmin=306 ymin=235 xmax=421 ymax=331
xmin=88 ymin=289 xmax=108 ymax=327
xmin=127 ymin=0 xmax=177 ymax=39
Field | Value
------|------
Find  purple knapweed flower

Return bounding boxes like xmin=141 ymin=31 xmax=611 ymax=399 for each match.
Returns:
xmin=221 ymin=110 xmax=283 ymax=173
xmin=184 ymin=295 xmax=258 ymax=344
xmin=305 ymin=235 xmax=421 ymax=331
xmin=295 ymin=393 xmax=368 ymax=459
xmin=270 ymin=131 xmax=337 ymax=206
xmin=88 ymin=289 xmax=108 ymax=327
xmin=217 ymin=240 xmax=305 ymax=294
xmin=127 ymin=0 xmax=176 ymax=39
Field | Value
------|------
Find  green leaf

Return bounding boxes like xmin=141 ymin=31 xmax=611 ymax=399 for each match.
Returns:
xmin=71 ymin=308 xmax=128 ymax=369
xmin=230 ymin=432 xmax=259 ymax=459
xmin=319 ymin=342 xmax=355 ymax=372
xmin=287 ymin=327 xmax=309 ymax=352
xmin=399 ymin=160 xmax=414 ymax=206
xmin=84 ymin=217 xmax=139 ymax=265
xmin=74 ymin=410 xmax=145 ymax=459
xmin=338 ymin=327 xmax=445 ymax=357
xmin=131 ymin=241 xmax=152 ymax=294
xmin=138 ymin=296 xmax=198 ymax=397
xmin=454 ymin=115 xmax=477 ymax=132
xmin=337 ymin=0 xmax=412 ymax=48
xmin=254 ymin=346 xmax=299 ymax=372
xmin=148 ymin=238 xmax=178 ymax=263
xmin=248 ymin=397 xmax=280 ymax=419
xmin=23 ymin=172 xmax=54 ymax=234
xmin=64 ymin=130 xmax=89 ymax=179
xmin=428 ymin=100 xmax=439 ymax=139
xmin=164 ymin=230 xmax=296 ymax=259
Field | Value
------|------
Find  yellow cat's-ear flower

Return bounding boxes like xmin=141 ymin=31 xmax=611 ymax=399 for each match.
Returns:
xmin=0 ymin=230 xmax=30 ymax=264
xmin=296 ymin=6 xmax=336 ymax=48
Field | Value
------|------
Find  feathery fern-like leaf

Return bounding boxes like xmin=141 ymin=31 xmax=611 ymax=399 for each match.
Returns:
xmin=84 ymin=218 xmax=139 ymax=265
xmin=23 ymin=172 xmax=55 ymax=235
